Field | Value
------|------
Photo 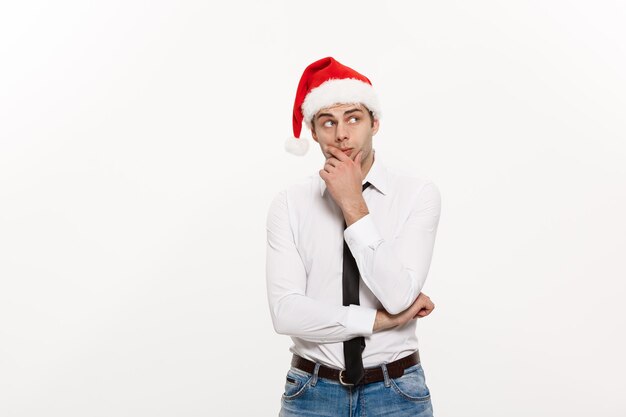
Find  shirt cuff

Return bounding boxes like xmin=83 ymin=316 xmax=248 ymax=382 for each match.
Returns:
xmin=346 ymin=304 xmax=377 ymax=337
xmin=343 ymin=213 xmax=383 ymax=251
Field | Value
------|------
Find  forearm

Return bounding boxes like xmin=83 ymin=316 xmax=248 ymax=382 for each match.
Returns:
xmin=373 ymin=309 xmax=395 ymax=332
xmin=341 ymin=196 xmax=369 ymax=227
xmin=345 ymin=217 xmax=436 ymax=314
xmin=344 ymin=183 xmax=441 ymax=315
xmin=269 ymin=293 xmax=376 ymax=343
xmin=372 ymin=292 xmax=435 ymax=332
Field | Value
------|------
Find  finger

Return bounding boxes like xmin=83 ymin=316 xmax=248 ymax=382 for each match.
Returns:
xmin=326 ymin=145 xmax=350 ymax=162
xmin=322 ymin=162 xmax=335 ymax=174
xmin=325 ymin=157 xmax=341 ymax=168
xmin=410 ymin=300 xmax=426 ymax=313
xmin=355 ymin=150 xmax=363 ymax=164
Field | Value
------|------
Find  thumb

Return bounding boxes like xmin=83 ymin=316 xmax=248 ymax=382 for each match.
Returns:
xmin=355 ymin=150 xmax=363 ymax=164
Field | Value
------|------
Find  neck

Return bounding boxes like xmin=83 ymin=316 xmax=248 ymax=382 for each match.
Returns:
xmin=360 ymin=150 xmax=375 ymax=180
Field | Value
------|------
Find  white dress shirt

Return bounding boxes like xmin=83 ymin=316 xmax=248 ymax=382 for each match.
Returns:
xmin=265 ymin=150 xmax=442 ymax=369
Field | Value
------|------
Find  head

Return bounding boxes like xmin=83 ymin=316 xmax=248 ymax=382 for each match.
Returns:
xmin=310 ymin=102 xmax=379 ymax=167
xmin=287 ymin=57 xmax=382 ymax=157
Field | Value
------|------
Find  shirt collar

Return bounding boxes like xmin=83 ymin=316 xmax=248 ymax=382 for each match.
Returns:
xmin=319 ymin=149 xmax=389 ymax=197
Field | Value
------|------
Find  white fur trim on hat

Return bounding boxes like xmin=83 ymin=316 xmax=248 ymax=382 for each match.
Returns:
xmin=301 ymin=78 xmax=381 ymax=127
xmin=284 ymin=136 xmax=310 ymax=156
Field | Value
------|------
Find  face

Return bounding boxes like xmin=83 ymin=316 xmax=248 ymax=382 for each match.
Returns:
xmin=310 ymin=103 xmax=379 ymax=166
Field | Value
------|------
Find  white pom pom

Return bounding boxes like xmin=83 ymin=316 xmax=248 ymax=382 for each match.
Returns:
xmin=284 ymin=137 xmax=310 ymax=156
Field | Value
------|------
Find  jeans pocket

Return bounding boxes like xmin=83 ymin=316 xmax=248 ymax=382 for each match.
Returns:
xmin=282 ymin=367 xmax=313 ymax=401
xmin=390 ymin=363 xmax=431 ymax=402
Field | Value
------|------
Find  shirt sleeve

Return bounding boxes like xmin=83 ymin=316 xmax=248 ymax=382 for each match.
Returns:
xmin=266 ymin=190 xmax=377 ymax=343
xmin=343 ymin=181 xmax=442 ymax=315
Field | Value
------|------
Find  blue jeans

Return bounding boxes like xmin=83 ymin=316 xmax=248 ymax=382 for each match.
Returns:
xmin=279 ymin=360 xmax=434 ymax=417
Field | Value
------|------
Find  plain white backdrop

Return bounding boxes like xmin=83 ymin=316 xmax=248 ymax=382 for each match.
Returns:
xmin=1 ymin=1 xmax=625 ymax=416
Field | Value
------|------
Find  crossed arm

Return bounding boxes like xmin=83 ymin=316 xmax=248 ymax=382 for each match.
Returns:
xmin=265 ymin=181 xmax=441 ymax=343
xmin=268 ymin=145 xmax=441 ymax=343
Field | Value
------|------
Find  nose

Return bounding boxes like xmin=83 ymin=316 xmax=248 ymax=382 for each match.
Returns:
xmin=335 ymin=121 xmax=349 ymax=142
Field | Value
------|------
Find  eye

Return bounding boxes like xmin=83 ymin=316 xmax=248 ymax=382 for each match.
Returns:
xmin=323 ymin=120 xmax=335 ymax=127
xmin=348 ymin=116 xmax=359 ymax=123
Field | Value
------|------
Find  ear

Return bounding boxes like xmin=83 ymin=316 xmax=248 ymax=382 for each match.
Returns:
xmin=311 ymin=126 xmax=319 ymax=142
xmin=371 ymin=118 xmax=380 ymax=136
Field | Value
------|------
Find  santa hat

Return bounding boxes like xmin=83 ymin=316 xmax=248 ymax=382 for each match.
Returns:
xmin=285 ymin=57 xmax=381 ymax=156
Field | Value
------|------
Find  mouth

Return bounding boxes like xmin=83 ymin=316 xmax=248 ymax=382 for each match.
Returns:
xmin=340 ymin=148 xmax=353 ymax=157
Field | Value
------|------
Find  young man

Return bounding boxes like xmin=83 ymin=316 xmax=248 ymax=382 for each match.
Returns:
xmin=266 ymin=57 xmax=442 ymax=417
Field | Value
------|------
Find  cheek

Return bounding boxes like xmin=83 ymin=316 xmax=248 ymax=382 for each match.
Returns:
xmin=354 ymin=126 xmax=372 ymax=141
xmin=316 ymin=133 xmax=334 ymax=146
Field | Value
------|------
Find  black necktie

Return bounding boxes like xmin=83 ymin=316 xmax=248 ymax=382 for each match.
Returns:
xmin=342 ymin=181 xmax=371 ymax=385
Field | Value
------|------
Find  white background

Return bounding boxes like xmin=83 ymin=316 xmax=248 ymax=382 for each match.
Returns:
xmin=1 ymin=1 xmax=625 ymax=416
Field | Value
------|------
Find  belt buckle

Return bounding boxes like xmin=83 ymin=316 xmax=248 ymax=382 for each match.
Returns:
xmin=338 ymin=370 xmax=355 ymax=387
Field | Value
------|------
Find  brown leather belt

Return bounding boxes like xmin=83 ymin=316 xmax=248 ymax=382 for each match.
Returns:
xmin=291 ymin=351 xmax=420 ymax=386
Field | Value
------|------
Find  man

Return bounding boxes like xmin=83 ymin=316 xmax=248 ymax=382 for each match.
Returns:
xmin=266 ymin=57 xmax=442 ymax=417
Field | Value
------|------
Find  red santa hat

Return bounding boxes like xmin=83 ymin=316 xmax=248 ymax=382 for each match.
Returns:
xmin=285 ymin=57 xmax=382 ymax=155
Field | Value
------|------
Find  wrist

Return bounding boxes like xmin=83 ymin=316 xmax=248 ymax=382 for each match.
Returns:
xmin=373 ymin=309 xmax=396 ymax=332
xmin=342 ymin=197 xmax=369 ymax=227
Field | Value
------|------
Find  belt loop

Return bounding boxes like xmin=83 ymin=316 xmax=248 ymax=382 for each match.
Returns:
xmin=380 ymin=362 xmax=391 ymax=387
xmin=310 ymin=362 xmax=321 ymax=386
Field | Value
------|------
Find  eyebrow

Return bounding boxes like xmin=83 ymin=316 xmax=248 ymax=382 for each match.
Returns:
xmin=316 ymin=108 xmax=364 ymax=121
xmin=316 ymin=112 xmax=334 ymax=120
xmin=343 ymin=108 xmax=364 ymax=116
